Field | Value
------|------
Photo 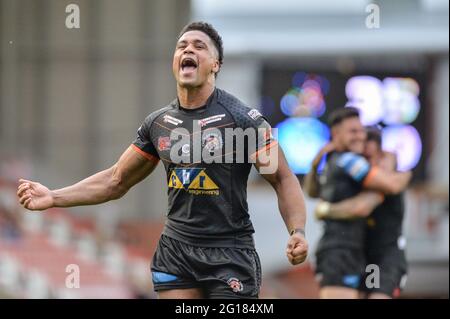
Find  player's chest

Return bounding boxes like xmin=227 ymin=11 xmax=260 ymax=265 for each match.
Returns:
xmin=152 ymin=111 xmax=235 ymax=163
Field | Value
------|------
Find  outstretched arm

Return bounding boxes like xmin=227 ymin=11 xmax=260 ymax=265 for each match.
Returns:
xmin=17 ymin=145 xmax=158 ymax=211
xmin=315 ymin=191 xmax=384 ymax=220
xmin=255 ymin=144 xmax=308 ymax=265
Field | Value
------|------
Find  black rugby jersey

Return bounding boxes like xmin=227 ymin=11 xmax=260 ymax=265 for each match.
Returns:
xmin=366 ymin=193 xmax=405 ymax=249
xmin=132 ymin=88 xmax=275 ymax=249
xmin=317 ymin=151 xmax=372 ymax=251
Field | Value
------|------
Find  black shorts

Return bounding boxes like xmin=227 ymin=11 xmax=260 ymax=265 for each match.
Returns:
xmin=362 ymin=244 xmax=408 ymax=298
xmin=315 ymin=247 xmax=366 ymax=289
xmin=151 ymin=235 xmax=262 ymax=299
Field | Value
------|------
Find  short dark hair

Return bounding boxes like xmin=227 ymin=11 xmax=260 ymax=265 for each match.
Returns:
xmin=366 ymin=126 xmax=382 ymax=147
xmin=328 ymin=107 xmax=360 ymax=128
xmin=178 ymin=21 xmax=224 ymax=72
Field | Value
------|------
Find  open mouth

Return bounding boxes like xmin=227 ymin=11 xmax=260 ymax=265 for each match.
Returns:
xmin=181 ymin=57 xmax=198 ymax=72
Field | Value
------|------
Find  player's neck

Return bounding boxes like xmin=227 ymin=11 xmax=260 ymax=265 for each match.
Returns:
xmin=177 ymin=82 xmax=215 ymax=109
xmin=334 ymin=142 xmax=346 ymax=152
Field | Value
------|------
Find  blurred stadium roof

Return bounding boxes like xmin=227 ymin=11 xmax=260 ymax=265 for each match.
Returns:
xmin=193 ymin=0 xmax=449 ymax=55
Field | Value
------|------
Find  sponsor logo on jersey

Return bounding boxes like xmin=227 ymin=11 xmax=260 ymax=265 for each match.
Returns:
xmin=227 ymin=277 xmax=244 ymax=293
xmin=202 ymin=132 xmax=223 ymax=153
xmin=163 ymin=115 xmax=183 ymax=126
xmin=198 ymin=114 xmax=226 ymax=127
xmin=158 ymin=136 xmax=171 ymax=151
xmin=168 ymin=168 xmax=219 ymax=195
xmin=247 ymin=108 xmax=262 ymax=121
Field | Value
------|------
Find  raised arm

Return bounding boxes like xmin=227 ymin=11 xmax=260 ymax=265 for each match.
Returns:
xmin=17 ymin=145 xmax=158 ymax=211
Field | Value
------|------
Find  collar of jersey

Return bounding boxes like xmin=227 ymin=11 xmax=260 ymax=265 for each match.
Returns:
xmin=174 ymin=88 xmax=217 ymax=115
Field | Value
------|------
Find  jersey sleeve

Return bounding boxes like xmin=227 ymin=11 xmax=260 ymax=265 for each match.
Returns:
xmin=132 ymin=115 xmax=160 ymax=161
xmin=250 ymin=116 xmax=277 ymax=160
xmin=243 ymin=108 xmax=277 ymax=160
xmin=336 ymin=152 xmax=371 ymax=183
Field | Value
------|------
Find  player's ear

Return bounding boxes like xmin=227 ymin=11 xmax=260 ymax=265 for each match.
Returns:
xmin=212 ymin=59 xmax=220 ymax=74
xmin=331 ymin=125 xmax=339 ymax=139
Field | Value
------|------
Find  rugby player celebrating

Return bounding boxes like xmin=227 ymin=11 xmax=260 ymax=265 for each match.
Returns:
xmin=313 ymin=127 xmax=409 ymax=299
xmin=304 ymin=107 xmax=411 ymax=299
xmin=17 ymin=22 xmax=308 ymax=299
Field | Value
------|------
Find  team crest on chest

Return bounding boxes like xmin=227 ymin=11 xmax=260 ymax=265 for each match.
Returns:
xmin=202 ymin=132 xmax=223 ymax=154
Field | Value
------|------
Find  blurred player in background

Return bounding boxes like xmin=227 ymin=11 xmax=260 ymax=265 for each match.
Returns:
xmin=304 ymin=107 xmax=411 ymax=299
xmin=314 ymin=127 xmax=408 ymax=298
xmin=16 ymin=21 xmax=308 ymax=299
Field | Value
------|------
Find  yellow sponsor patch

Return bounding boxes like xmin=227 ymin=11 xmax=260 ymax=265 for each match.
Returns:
xmin=168 ymin=168 xmax=219 ymax=194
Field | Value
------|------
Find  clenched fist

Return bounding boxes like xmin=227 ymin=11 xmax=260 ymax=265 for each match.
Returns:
xmin=286 ymin=232 xmax=308 ymax=265
xmin=17 ymin=179 xmax=54 ymax=211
